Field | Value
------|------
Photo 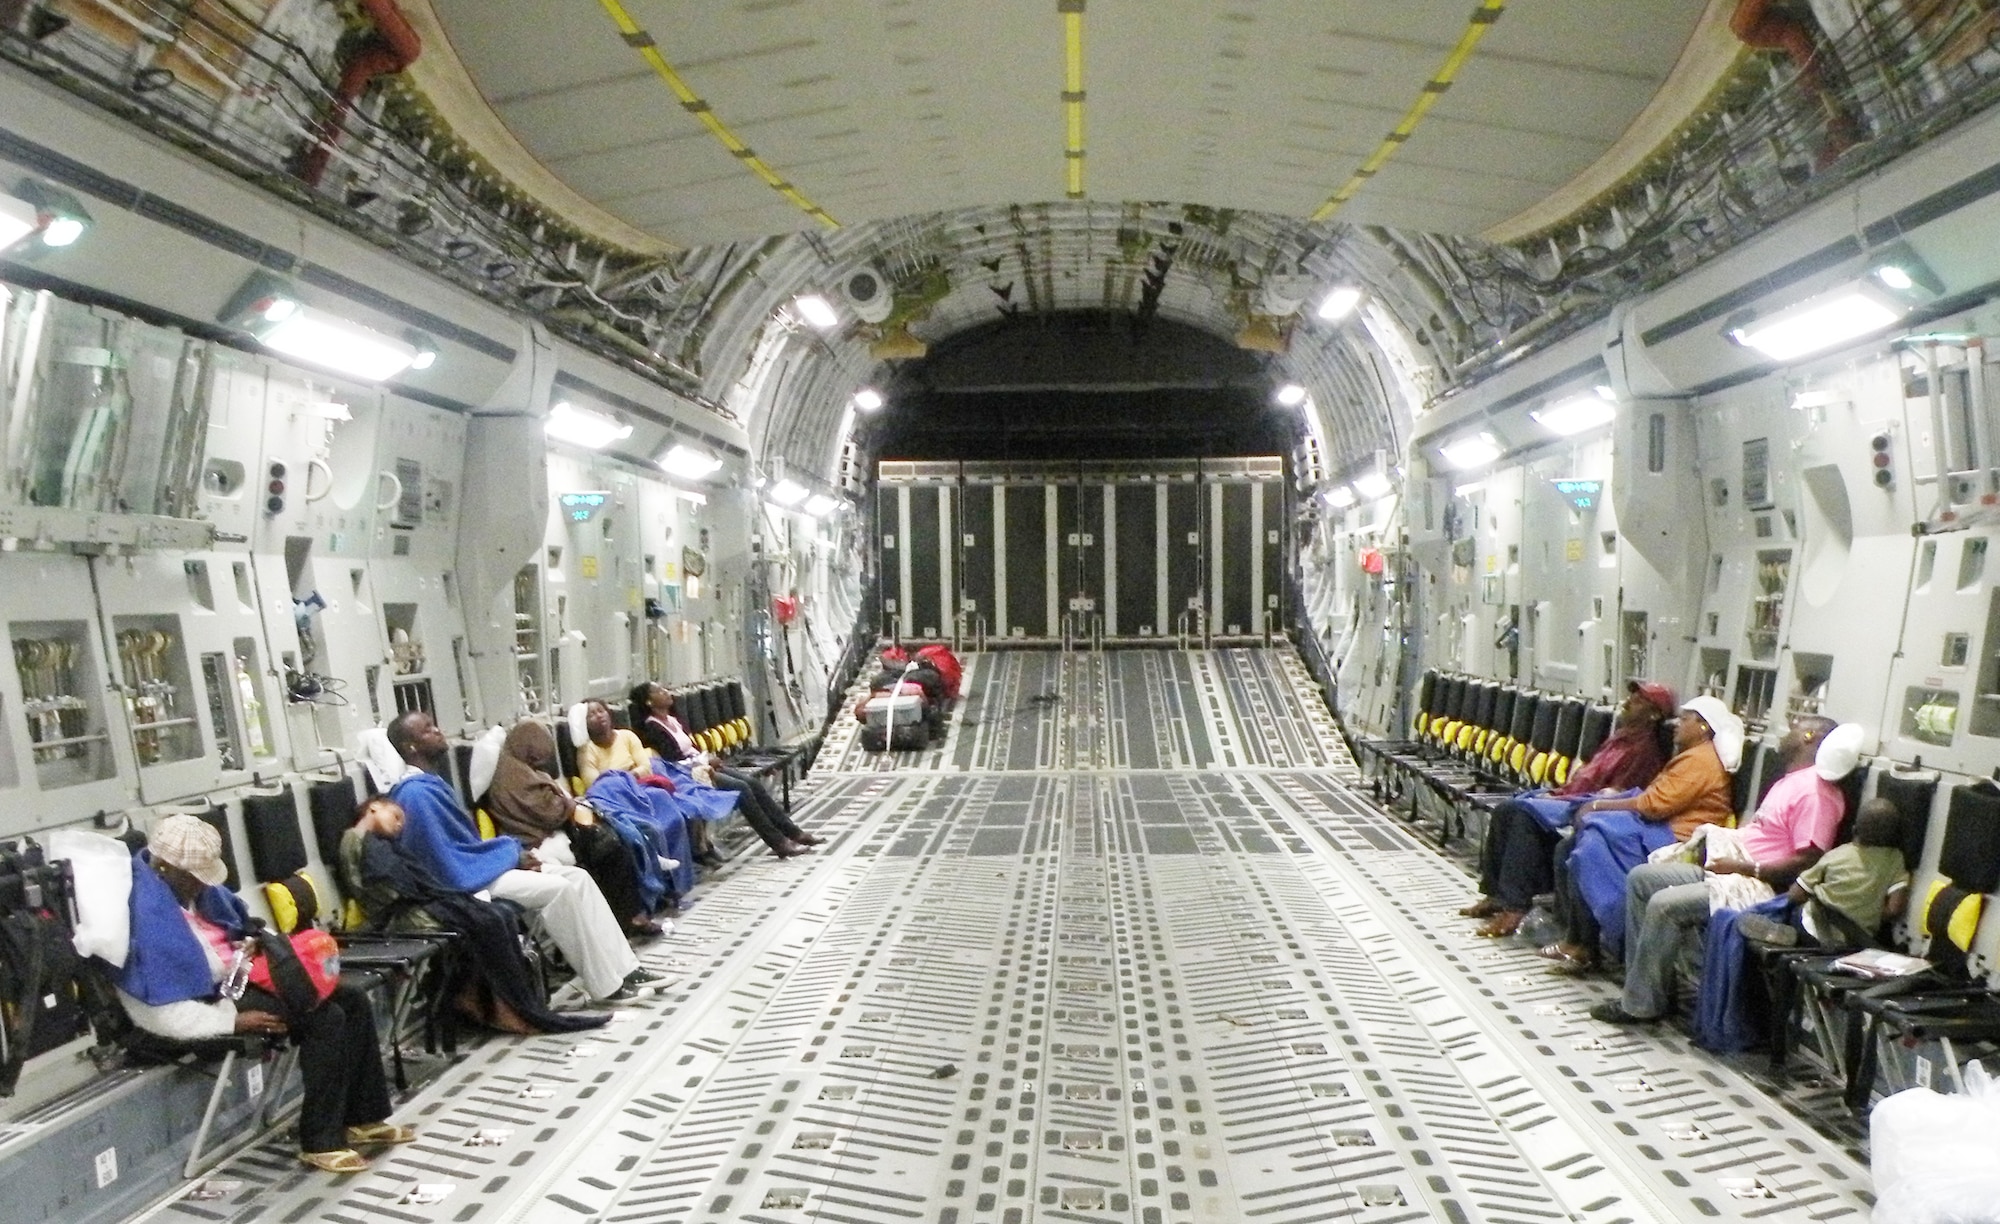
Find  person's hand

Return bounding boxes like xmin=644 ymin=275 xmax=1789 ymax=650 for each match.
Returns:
xmin=1575 ymin=800 xmax=1597 ymax=818
xmin=1708 ymin=857 xmax=1755 ymax=877
xmin=518 ymin=850 xmax=543 ymax=872
xmin=571 ymin=803 xmax=597 ymax=828
xmin=235 ymin=1010 xmax=287 ymax=1036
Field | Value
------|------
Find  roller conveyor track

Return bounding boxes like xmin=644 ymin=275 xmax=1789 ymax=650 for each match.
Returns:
xmin=131 ymin=649 xmax=1871 ymax=1224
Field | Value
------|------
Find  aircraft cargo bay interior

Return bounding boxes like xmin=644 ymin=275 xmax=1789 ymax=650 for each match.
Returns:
xmin=2 ymin=2 xmax=2000 ymax=1222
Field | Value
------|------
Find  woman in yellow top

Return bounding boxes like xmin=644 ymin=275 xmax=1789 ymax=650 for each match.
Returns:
xmin=1541 ymin=695 xmax=1741 ymax=972
xmin=577 ymin=699 xmax=653 ymax=786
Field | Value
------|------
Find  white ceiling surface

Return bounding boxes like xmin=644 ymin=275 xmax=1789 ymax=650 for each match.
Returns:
xmin=431 ymin=0 xmax=1712 ymax=248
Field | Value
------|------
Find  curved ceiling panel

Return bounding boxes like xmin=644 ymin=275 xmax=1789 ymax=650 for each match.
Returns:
xmin=428 ymin=0 xmax=1715 ymax=245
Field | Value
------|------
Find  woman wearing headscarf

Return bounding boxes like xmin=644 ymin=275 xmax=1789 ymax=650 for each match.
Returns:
xmin=1540 ymin=695 xmax=1740 ymax=973
xmin=629 ymin=682 xmax=822 ymax=858
xmin=486 ymin=720 xmax=669 ymax=933
xmin=339 ymin=796 xmax=608 ymax=1037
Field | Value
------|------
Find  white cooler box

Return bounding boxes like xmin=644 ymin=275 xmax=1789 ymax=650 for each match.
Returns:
xmin=862 ymin=693 xmax=929 ymax=750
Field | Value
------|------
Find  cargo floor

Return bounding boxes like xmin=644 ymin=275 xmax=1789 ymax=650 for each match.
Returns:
xmin=126 ymin=649 xmax=1871 ymax=1224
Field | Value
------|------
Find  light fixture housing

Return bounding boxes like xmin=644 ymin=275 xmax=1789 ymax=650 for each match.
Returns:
xmin=769 ymin=478 xmax=809 ymax=507
xmin=852 ymin=387 xmax=885 ymax=412
xmin=1531 ymin=392 xmax=1618 ymax=436
xmin=794 ymin=294 xmax=839 ymax=330
xmin=1323 ymin=485 xmax=1356 ymax=509
xmin=406 ymin=331 xmax=439 ymax=371
xmin=544 ymin=401 xmax=633 ymax=450
xmin=13 ymin=180 xmax=92 ymax=248
xmin=1354 ymin=471 xmax=1393 ymax=500
xmin=0 ymin=192 xmax=36 ymax=251
xmin=1438 ymin=433 xmax=1502 ymax=471
xmin=1726 ymin=285 xmax=1904 ymax=363
xmin=659 ymin=444 xmax=723 ymax=480
xmin=803 ymin=493 xmax=841 ymax=517
xmin=1274 ymin=383 xmax=1308 ymax=407
xmin=1316 ymin=286 xmax=1362 ymax=322
xmin=257 ymin=308 xmax=417 ymax=382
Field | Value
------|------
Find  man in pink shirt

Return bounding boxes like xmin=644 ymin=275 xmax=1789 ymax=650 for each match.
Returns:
xmin=1592 ymin=715 xmax=1858 ymax=1025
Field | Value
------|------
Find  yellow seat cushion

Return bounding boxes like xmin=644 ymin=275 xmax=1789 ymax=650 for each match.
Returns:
xmin=476 ymin=808 xmax=498 ymax=839
xmin=1527 ymin=751 xmax=1550 ymax=784
xmin=1551 ymin=757 xmax=1570 ymax=787
xmin=263 ymin=871 xmax=321 ymax=935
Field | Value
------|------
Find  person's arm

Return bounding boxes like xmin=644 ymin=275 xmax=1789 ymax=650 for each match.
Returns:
xmin=118 ymin=989 xmax=238 ymax=1041
xmin=1885 ymin=878 xmax=1911 ymax=920
xmin=1579 ymin=753 xmax=1699 ymax=822
xmin=1710 ymin=845 xmax=1824 ymax=890
xmin=575 ymin=743 xmax=603 ymax=789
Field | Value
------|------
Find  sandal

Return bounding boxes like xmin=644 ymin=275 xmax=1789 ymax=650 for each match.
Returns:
xmin=1458 ymin=897 xmax=1500 ymax=919
xmin=345 ymin=1122 xmax=417 ymax=1146
xmin=300 ymin=1148 xmax=369 ymax=1173
xmin=1473 ymin=911 xmax=1524 ymax=938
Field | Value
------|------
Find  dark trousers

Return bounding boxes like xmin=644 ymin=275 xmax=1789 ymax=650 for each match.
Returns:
xmin=1549 ymin=833 xmax=1600 ymax=953
xmin=240 ymin=981 xmax=392 ymax=1153
xmin=1478 ymin=801 xmax=1562 ymax=911
xmin=568 ymin=821 xmax=649 ymax=926
xmin=712 ymin=767 xmax=801 ymax=848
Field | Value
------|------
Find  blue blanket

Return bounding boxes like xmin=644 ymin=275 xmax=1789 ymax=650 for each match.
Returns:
xmin=1518 ymin=786 xmax=1640 ymax=833
xmin=1693 ymin=895 xmax=1795 ymax=1053
xmin=584 ymin=771 xmax=696 ymax=899
xmin=653 ymin=759 xmax=741 ymax=821
xmin=117 ymin=850 xmax=252 ymax=1005
xmin=1572 ymin=811 xmax=1679 ymax=958
xmin=393 ymin=771 xmax=521 ymax=893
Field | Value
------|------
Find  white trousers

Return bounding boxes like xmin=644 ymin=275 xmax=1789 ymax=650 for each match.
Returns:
xmin=490 ymin=864 xmax=637 ymax=998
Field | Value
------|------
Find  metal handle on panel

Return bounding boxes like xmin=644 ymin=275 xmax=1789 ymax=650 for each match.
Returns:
xmin=375 ymin=469 xmax=403 ymax=512
xmin=303 ymin=457 xmax=333 ymax=503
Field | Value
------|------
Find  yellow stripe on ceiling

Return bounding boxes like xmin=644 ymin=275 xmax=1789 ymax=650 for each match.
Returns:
xmin=594 ymin=0 xmax=838 ymax=227
xmin=1061 ymin=0 xmax=1086 ymax=199
xmin=1308 ymin=0 xmax=1507 ymax=223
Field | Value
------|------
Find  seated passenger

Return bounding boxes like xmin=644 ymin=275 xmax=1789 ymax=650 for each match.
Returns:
xmin=1540 ymin=696 xmax=1741 ymax=973
xmin=1592 ymin=717 xmax=1854 ymax=1024
xmin=370 ymin=712 xmax=656 ymax=1001
xmin=1746 ymin=796 xmax=1911 ymax=947
xmin=575 ymin=699 xmax=658 ymax=787
xmin=630 ymin=682 xmax=822 ymax=858
xmin=489 ymin=719 xmax=674 ymax=933
xmin=1692 ymin=798 xmax=1909 ymax=1052
xmin=118 ymin=814 xmax=413 ymax=1174
xmin=340 ymin=797 xmax=608 ymax=1036
xmin=1463 ymin=681 xmax=1674 ymax=936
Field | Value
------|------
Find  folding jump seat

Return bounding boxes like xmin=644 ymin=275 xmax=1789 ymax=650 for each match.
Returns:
xmin=1521 ymin=699 xmax=1562 ymax=786
xmin=1832 ymin=779 xmax=2000 ymax=1109
xmin=1505 ymin=694 xmax=1542 ymax=784
xmin=239 ymin=791 xmax=448 ymax=1088
xmin=1482 ymin=687 xmax=1517 ymax=765
xmin=1574 ymin=704 xmax=1614 ymax=767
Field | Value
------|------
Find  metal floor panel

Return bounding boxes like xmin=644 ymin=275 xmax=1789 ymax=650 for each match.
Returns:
xmin=127 ymin=650 xmax=1871 ymax=1224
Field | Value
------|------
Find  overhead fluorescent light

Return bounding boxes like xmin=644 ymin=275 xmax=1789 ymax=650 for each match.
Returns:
xmin=406 ymin=331 xmax=439 ymax=371
xmin=1728 ymin=287 xmax=1903 ymax=363
xmin=659 ymin=443 xmax=723 ymax=480
xmin=852 ymin=387 xmax=884 ymax=411
xmin=1316 ymin=286 xmax=1362 ymax=322
xmin=769 ymin=479 xmax=809 ymax=507
xmin=1354 ymin=472 xmax=1392 ymax=500
xmin=1531 ymin=393 xmax=1617 ymax=436
xmin=1875 ymin=265 xmax=1913 ymax=291
xmin=544 ymin=400 xmax=633 ymax=450
xmin=1439 ymin=433 xmax=1501 ymax=471
xmin=259 ymin=308 xmax=418 ymax=382
xmin=1274 ymin=383 xmax=1308 ymax=407
xmin=1323 ymin=485 xmax=1356 ymax=508
xmin=803 ymin=493 xmax=841 ymax=516
xmin=794 ymin=295 xmax=839 ymax=330
xmin=672 ymin=488 xmax=708 ymax=505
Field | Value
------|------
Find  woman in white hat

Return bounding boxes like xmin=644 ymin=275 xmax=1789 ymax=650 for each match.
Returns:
xmin=117 ymin=814 xmax=415 ymax=1173
xmin=1539 ymin=696 xmax=1741 ymax=973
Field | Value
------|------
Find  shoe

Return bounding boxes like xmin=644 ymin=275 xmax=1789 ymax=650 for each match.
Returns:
xmin=1474 ymin=911 xmax=1524 ymax=938
xmin=345 ymin=1122 xmax=416 ymax=1146
xmin=1459 ymin=897 xmax=1500 ymax=919
xmin=772 ymin=840 xmax=810 ymax=858
xmin=698 ymin=850 xmax=726 ymax=868
xmin=793 ymin=832 xmax=826 ymax=846
xmin=625 ymin=966 xmax=667 ymax=987
xmin=1588 ymin=1001 xmax=1659 ymax=1025
xmin=628 ymin=919 xmax=670 ymax=939
xmin=1544 ymin=951 xmax=1596 ymax=976
xmin=604 ymin=985 xmax=638 ymax=1002
xmin=1738 ymin=913 xmax=1799 ymax=947
xmin=299 ymin=1149 xmax=369 ymax=1173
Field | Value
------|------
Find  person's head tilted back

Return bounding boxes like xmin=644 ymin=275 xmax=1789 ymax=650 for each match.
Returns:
xmin=387 ymin=710 xmax=445 ymax=767
xmin=1853 ymin=798 xmax=1902 ymax=848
